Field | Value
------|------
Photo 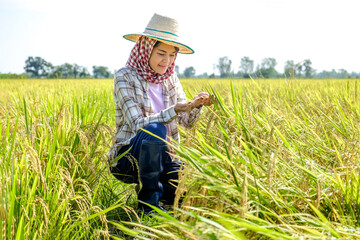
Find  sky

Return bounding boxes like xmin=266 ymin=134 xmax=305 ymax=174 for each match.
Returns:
xmin=0 ymin=0 xmax=359 ymax=75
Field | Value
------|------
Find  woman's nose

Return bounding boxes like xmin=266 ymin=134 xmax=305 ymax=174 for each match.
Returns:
xmin=162 ymin=55 xmax=170 ymax=63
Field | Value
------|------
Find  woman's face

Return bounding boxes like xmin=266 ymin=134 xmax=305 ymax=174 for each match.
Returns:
xmin=149 ymin=42 xmax=177 ymax=74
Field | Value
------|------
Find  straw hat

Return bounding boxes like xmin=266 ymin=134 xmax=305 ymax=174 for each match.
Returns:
xmin=123 ymin=13 xmax=194 ymax=54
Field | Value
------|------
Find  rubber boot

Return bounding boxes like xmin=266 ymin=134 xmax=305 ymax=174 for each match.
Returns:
xmin=137 ymin=140 xmax=167 ymax=214
xmin=160 ymin=159 xmax=180 ymax=205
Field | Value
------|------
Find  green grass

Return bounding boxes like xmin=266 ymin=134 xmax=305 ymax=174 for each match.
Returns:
xmin=1 ymin=78 xmax=360 ymax=239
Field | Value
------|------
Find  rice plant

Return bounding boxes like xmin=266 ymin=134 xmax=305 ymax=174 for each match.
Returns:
xmin=0 ymin=79 xmax=137 ymax=239
xmin=1 ymin=78 xmax=360 ymax=239
xmin=120 ymin=79 xmax=360 ymax=239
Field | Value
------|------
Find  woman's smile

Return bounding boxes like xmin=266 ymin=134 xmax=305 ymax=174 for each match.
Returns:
xmin=149 ymin=42 xmax=177 ymax=74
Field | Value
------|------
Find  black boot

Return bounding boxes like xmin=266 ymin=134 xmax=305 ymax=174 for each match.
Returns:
xmin=160 ymin=159 xmax=180 ymax=205
xmin=137 ymin=140 xmax=167 ymax=214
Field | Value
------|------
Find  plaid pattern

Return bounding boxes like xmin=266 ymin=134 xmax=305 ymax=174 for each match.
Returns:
xmin=126 ymin=36 xmax=177 ymax=84
xmin=110 ymin=66 xmax=202 ymax=157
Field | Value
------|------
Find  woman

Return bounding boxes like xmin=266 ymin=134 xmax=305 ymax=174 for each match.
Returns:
xmin=109 ymin=13 xmax=213 ymax=213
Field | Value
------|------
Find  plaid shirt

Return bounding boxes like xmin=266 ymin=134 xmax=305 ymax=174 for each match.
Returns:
xmin=110 ymin=66 xmax=202 ymax=157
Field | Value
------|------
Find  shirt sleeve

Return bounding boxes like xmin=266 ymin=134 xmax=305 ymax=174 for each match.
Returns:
xmin=114 ymin=71 xmax=178 ymax=133
xmin=174 ymin=76 xmax=203 ymax=128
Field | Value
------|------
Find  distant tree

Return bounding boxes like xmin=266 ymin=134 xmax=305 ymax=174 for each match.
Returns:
xmin=183 ymin=66 xmax=196 ymax=78
xmin=316 ymin=69 xmax=350 ymax=79
xmin=255 ymin=57 xmax=278 ymax=78
xmin=302 ymin=59 xmax=315 ymax=78
xmin=239 ymin=56 xmax=254 ymax=78
xmin=216 ymin=56 xmax=233 ymax=78
xmin=337 ymin=69 xmax=349 ymax=78
xmin=71 ymin=64 xmax=90 ymax=78
xmin=295 ymin=63 xmax=303 ymax=78
xmin=284 ymin=60 xmax=295 ymax=78
xmin=349 ymin=72 xmax=360 ymax=78
xmin=65 ymin=63 xmax=76 ymax=78
xmin=92 ymin=66 xmax=111 ymax=78
xmin=48 ymin=63 xmax=89 ymax=78
xmin=72 ymin=64 xmax=82 ymax=77
xmin=261 ymin=58 xmax=277 ymax=70
xmin=175 ymin=65 xmax=180 ymax=76
xmin=197 ymin=72 xmax=209 ymax=78
xmin=78 ymin=66 xmax=91 ymax=78
xmin=317 ymin=69 xmax=336 ymax=78
xmin=48 ymin=65 xmax=62 ymax=78
xmin=53 ymin=63 xmax=74 ymax=78
xmin=24 ymin=56 xmax=53 ymax=78
xmin=0 ymin=73 xmax=28 ymax=79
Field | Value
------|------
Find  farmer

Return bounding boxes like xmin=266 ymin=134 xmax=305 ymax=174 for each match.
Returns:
xmin=109 ymin=13 xmax=214 ymax=213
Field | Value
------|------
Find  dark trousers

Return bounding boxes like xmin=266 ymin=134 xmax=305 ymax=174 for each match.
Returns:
xmin=111 ymin=123 xmax=180 ymax=204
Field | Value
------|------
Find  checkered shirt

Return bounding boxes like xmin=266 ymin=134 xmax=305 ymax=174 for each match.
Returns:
xmin=110 ymin=66 xmax=202 ymax=158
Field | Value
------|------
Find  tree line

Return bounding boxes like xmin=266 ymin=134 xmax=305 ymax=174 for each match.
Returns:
xmin=1 ymin=56 xmax=359 ymax=79
xmin=179 ymin=56 xmax=360 ymax=79
xmin=20 ymin=56 xmax=113 ymax=79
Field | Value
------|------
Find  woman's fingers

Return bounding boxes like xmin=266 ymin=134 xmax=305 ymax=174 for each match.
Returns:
xmin=175 ymin=93 xmax=216 ymax=113
xmin=194 ymin=92 xmax=209 ymax=99
xmin=195 ymin=94 xmax=214 ymax=106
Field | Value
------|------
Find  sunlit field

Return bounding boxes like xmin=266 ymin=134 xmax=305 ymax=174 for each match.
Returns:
xmin=1 ymin=78 xmax=360 ymax=239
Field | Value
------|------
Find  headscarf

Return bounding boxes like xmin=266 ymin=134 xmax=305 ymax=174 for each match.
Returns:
xmin=126 ymin=36 xmax=177 ymax=84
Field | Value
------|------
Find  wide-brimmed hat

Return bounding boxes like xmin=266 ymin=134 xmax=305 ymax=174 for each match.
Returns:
xmin=123 ymin=13 xmax=194 ymax=54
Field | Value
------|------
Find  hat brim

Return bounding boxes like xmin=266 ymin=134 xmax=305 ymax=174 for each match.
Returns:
xmin=123 ymin=34 xmax=194 ymax=54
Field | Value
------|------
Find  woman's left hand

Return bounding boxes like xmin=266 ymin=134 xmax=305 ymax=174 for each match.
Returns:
xmin=192 ymin=92 xmax=215 ymax=108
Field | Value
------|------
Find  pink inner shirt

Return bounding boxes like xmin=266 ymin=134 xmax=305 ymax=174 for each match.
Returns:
xmin=148 ymin=83 xmax=170 ymax=139
xmin=148 ymin=83 xmax=166 ymax=113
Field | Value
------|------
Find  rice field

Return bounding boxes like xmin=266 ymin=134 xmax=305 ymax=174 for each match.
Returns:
xmin=1 ymin=78 xmax=360 ymax=239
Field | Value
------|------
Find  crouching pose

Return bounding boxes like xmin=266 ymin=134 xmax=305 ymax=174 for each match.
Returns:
xmin=109 ymin=13 xmax=213 ymax=213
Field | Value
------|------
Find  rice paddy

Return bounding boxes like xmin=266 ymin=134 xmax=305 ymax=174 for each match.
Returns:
xmin=1 ymin=78 xmax=360 ymax=239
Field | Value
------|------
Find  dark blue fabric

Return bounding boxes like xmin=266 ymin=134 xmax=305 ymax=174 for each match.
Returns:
xmin=111 ymin=122 xmax=180 ymax=204
xmin=126 ymin=122 xmax=168 ymax=161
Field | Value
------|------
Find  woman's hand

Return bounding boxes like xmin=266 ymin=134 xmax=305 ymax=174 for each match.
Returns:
xmin=174 ymin=92 xmax=215 ymax=114
xmin=192 ymin=92 xmax=215 ymax=107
